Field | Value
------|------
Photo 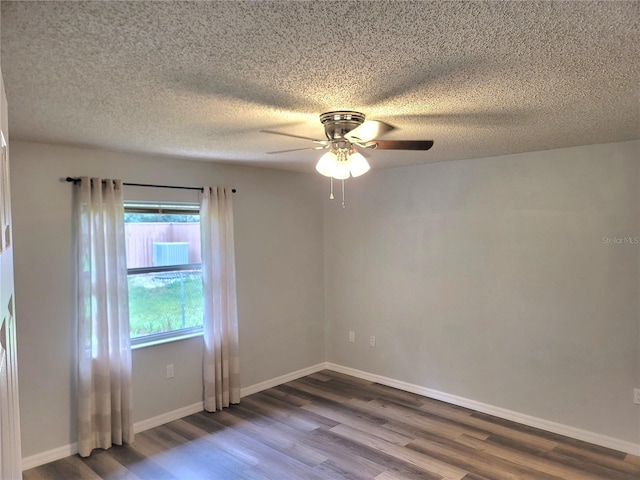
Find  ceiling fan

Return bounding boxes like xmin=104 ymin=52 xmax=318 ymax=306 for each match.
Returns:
xmin=261 ymin=110 xmax=434 ymax=179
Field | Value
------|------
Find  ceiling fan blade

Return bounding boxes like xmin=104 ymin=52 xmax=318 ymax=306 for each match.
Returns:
xmin=266 ymin=145 xmax=328 ymax=154
xmin=260 ymin=129 xmax=325 ymax=143
xmin=345 ymin=120 xmax=395 ymax=142
xmin=372 ymin=140 xmax=434 ymax=150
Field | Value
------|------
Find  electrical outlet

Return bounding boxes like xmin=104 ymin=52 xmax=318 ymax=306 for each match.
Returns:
xmin=634 ymin=389 xmax=640 ymax=405
xmin=348 ymin=331 xmax=355 ymax=343
xmin=166 ymin=364 xmax=175 ymax=379
xmin=370 ymin=335 xmax=376 ymax=347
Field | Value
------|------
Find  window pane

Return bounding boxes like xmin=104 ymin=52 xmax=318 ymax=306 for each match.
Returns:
xmin=128 ymin=269 xmax=203 ymax=338
xmin=124 ymin=207 xmax=203 ymax=342
xmin=124 ymin=213 xmax=200 ymax=268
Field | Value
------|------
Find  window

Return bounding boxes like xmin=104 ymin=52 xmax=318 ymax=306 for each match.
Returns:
xmin=124 ymin=203 xmax=203 ymax=345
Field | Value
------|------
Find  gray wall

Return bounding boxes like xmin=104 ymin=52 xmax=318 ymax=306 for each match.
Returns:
xmin=11 ymin=139 xmax=640 ymax=458
xmin=324 ymin=140 xmax=640 ymax=444
xmin=11 ymin=141 xmax=326 ymax=457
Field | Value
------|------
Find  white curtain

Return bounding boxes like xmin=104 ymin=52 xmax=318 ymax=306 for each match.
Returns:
xmin=75 ymin=177 xmax=133 ymax=457
xmin=200 ymin=186 xmax=240 ymax=411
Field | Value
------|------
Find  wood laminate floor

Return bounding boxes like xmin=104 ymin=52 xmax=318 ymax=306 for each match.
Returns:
xmin=23 ymin=370 xmax=640 ymax=479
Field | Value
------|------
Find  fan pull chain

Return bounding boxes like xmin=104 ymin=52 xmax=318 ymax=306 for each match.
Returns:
xmin=329 ymin=177 xmax=334 ymax=199
xmin=341 ymin=179 xmax=346 ymax=208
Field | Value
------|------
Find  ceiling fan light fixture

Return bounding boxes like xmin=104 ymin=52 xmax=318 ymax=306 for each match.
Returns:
xmin=315 ymin=151 xmax=337 ymax=177
xmin=316 ymin=148 xmax=355 ymax=180
xmin=316 ymin=146 xmax=369 ymax=180
xmin=347 ymin=151 xmax=370 ymax=177
xmin=331 ymin=158 xmax=350 ymax=180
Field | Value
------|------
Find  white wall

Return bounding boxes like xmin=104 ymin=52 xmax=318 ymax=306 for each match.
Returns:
xmin=324 ymin=141 xmax=640 ymax=445
xmin=10 ymin=141 xmax=326 ymax=458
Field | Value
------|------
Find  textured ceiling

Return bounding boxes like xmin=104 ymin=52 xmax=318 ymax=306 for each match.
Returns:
xmin=1 ymin=1 xmax=638 ymax=173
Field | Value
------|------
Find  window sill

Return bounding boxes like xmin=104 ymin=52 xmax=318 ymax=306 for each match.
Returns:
xmin=131 ymin=330 xmax=203 ymax=350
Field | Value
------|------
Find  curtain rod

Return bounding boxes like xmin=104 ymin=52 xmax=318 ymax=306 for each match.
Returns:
xmin=65 ymin=177 xmax=236 ymax=193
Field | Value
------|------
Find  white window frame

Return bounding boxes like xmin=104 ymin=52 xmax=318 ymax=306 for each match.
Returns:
xmin=124 ymin=202 xmax=204 ymax=348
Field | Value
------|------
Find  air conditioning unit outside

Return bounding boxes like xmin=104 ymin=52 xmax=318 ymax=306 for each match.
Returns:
xmin=153 ymin=242 xmax=189 ymax=266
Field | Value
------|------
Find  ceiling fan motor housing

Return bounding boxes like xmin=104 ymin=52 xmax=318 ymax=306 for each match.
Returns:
xmin=320 ymin=111 xmax=365 ymax=140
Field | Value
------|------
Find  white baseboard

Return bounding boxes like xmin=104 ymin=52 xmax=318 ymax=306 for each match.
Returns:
xmin=240 ymin=362 xmax=328 ymax=397
xmin=325 ymin=362 xmax=640 ymax=456
xmin=22 ymin=363 xmax=328 ymax=471
xmin=22 ymin=443 xmax=78 ymax=472
xmin=22 ymin=360 xmax=638 ymax=470
xmin=133 ymin=401 xmax=204 ymax=434
xmin=22 ymin=401 xmax=206 ymax=471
